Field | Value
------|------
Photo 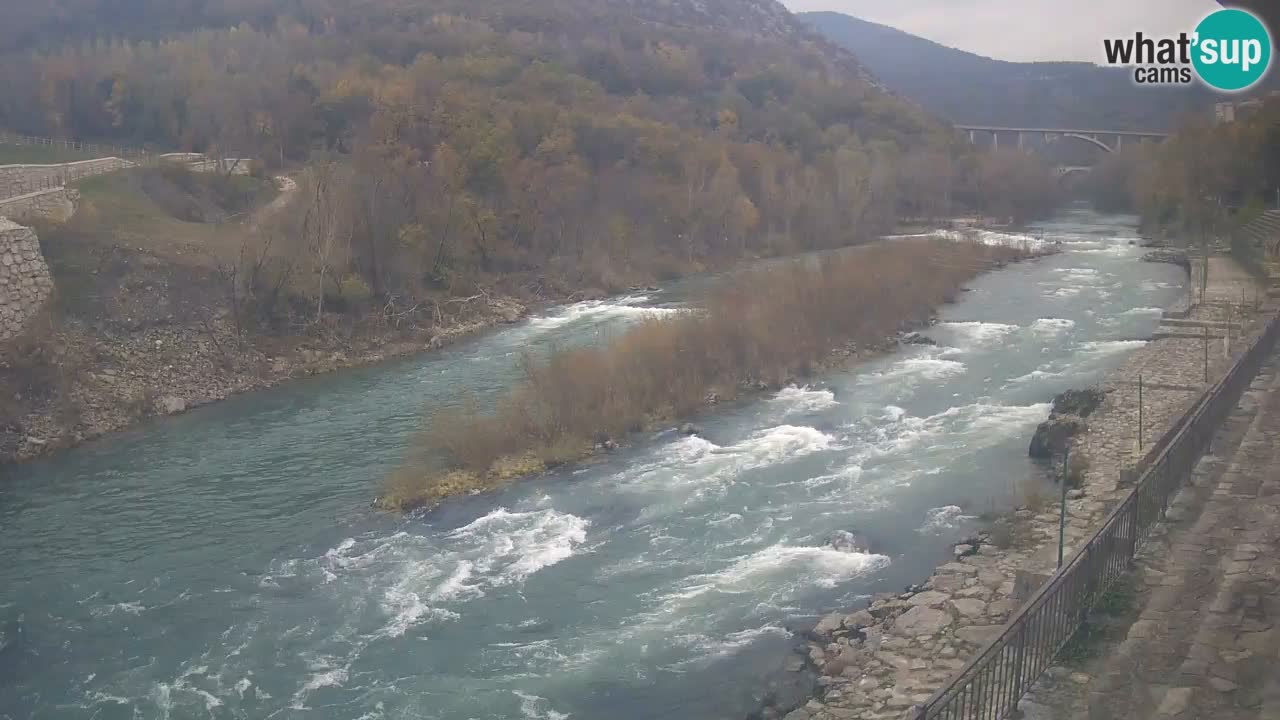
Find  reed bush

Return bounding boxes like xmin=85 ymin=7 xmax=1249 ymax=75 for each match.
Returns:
xmin=382 ymin=237 xmax=1034 ymax=510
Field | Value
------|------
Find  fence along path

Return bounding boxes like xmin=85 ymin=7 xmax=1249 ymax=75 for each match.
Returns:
xmin=0 ymin=131 xmax=153 ymax=163
xmin=911 ymin=308 xmax=1280 ymax=720
xmin=0 ymin=132 xmax=253 ymax=203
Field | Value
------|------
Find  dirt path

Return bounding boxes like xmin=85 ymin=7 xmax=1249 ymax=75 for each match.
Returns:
xmin=246 ymin=174 xmax=297 ymax=232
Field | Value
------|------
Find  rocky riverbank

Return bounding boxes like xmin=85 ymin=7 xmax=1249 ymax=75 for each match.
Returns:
xmin=775 ymin=258 xmax=1270 ymax=720
xmin=1 ymin=288 xmax=529 ymax=465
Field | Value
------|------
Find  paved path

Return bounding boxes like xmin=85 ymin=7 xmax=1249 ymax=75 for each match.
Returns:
xmin=1023 ymin=349 xmax=1280 ymax=720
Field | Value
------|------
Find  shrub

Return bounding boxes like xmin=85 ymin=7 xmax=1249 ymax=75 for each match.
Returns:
xmin=389 ymin=237 xmax=1034 ymax=507
xmin=337 ymin=273 xmax=374 ymax=309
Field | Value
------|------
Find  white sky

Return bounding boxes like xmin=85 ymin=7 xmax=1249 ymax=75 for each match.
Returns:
xmin=781 ymin=0 xmax=1225 ymax=63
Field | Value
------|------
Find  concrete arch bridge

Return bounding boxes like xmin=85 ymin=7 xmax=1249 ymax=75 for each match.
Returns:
xmin=956 ymin=125 xmax=1171 ymax=154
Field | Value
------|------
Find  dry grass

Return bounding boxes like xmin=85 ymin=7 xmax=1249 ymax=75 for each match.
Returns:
xmin=72 ymin=169 xmax=276 ymax=268
xmin=381 ymin=237 xmax=1036 ymax=510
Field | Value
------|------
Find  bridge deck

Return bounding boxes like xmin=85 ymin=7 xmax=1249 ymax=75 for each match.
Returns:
xmin=955 ymin=125 xmax=1170 ymax=137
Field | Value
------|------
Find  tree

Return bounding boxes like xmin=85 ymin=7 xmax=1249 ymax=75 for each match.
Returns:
xmin=298 ymin=160 xmax=352 ymax=321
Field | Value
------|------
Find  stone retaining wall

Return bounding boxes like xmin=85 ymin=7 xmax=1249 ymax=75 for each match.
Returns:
xmin=0 ymin=157 xmax=132 ymax=199
xmin=0 ymin=219 xmax=53 ymax=341
xmin=0 ymin=187 xmax=77 ymax=223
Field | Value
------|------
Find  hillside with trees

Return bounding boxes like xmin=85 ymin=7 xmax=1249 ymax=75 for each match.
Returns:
xmin=0 ymin=0 xmax=1066 ymax=462
xmin=801 ymin=11 xmax=1224 ymax=131
xmin=0 ymin=0 xmax=1063 ymax=309
xmin=1084 ymin=97 xmax=1280 ymax=251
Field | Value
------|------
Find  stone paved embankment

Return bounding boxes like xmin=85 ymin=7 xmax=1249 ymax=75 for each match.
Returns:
xmin=782 ymin=256 xmax=1270 ymax=720
xmin=1019 ymin=339 xmax=1280 ymax=720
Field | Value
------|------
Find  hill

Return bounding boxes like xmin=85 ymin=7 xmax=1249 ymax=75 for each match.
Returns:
xmin=800 ymin=11 xmax=1218 ymax=131
xmin=0 ymin=0 xmax=973 ymax=290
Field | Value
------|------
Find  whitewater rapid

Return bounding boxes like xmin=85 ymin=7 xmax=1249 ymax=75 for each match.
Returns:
xmin=0 ymin=210 xmax=1187 ymax=720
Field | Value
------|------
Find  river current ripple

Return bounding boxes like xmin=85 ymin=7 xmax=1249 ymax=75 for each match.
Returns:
xmin=0 ymin=210 xmax=1185 ymax=720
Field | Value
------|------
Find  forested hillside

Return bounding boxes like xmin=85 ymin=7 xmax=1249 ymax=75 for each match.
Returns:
xmin=0 ymin=0 xmax=1058 ymax=309
xmin=1082 ymin=96 xmax=1280 ymax=253
xmin=801 ymin=11 xmax=1221 ymax=131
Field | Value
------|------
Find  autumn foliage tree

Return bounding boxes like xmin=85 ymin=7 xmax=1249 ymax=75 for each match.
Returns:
xmin=0 ymin=0 xmax=1063 ymax=317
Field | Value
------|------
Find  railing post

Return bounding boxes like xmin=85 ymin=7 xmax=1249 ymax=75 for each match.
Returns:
xmin=1011 ymin=623 xmax=1028 ymax=711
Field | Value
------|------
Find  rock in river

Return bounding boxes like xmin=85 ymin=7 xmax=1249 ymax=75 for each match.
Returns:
xmin=1050 ymin=388 xmax=1105 ymax=418
xmin=1028 ymin=415 xmax=1085 ymax=459
xmin=899 ymin=332 xmax=937 ymax=346
xmin=827 ymin=530 xmax=872 ymax=554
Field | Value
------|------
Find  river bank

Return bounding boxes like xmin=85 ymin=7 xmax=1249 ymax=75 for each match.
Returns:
xmin=0 ymin=279 xmax=532 ymax=465
xmin=0 ymin=220 xmax=1007 ymax=469
xmin=783 ymin=253 xmax=1268 ymax=720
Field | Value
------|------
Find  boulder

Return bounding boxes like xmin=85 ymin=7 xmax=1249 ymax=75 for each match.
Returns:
xmin=893 ymin=606 xmax=953 ymax=636
xmin=827 ymin=530 xmax=872 ymax=554
xmin=812 ymin=612 xmax=845 ymax=639
xmin=489 ymin=298 xmax=526 ymax=324
xmin=1141 ymin=249 xmax=1190 ymax=272
xmin=1050 ymin=388 xmax=1106 ymax=418
xmin=1028 ymin=415 xmax=1086 ymax=459
xmin=954 ymin=625 xmax=1003 ymax=646
xmin=843 ymin=610 xmax=875 ymax=629
xmin=905 ymin=591 xmax=949 ymax=608
xmin=156 ymin=395 xmax=187 ymax=415
xmin=900 ymin=332 xmax=937 ymax=346
xmin=950 ymin=598 xmax=987 ymax=618
xmin=680 ymin=423 xmax=704 ymax=436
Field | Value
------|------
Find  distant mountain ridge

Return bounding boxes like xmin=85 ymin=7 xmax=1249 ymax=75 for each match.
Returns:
xmin=801 ymin=11 xmax=1223 ymax=132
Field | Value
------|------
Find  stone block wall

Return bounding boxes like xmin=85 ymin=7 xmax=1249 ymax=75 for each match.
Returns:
xmin=0 ymin=187 xmax=77 ymax=223
xmin=0 ymin=157 xmax=133 ymax=199
xmin=0 ymin=219 xmax=53 ymax=341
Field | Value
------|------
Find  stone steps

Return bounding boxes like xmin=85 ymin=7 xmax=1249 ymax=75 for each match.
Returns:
xmin=1237 ymin=211 xmax=1280 ymax=251
xmin=1158 ymin=318 xmax=1242 ymax=330
xmin=1151 ymin=330 xmax=1226 ymax=341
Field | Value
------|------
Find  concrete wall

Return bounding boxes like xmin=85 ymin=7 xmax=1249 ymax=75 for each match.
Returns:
xmin=159 ymin=153 xmax=253 ymax=176
xmin=0 ymin=187 xmax=78 ymax=223
xmin=0 ymin=219 xmax=53 ymax=341
xmin=0 ymin=157 xmax=133 ymax=200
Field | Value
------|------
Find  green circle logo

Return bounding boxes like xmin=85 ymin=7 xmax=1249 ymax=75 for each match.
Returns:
xmin=1193 ymin=8 xmax=1272 ymax=92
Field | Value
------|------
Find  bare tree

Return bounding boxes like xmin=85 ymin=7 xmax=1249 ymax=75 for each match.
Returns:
xmin=298 ymin=161 xmax=352 ymax=322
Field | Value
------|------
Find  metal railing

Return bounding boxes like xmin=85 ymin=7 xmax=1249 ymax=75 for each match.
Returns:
xmin=912 ymin=309 xmax=1280 ymax=720
xmin=0 ymin=130 xmax=152 ymax=162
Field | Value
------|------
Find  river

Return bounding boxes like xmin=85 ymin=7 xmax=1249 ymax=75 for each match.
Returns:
xmin=0 ymin=210 xmax=1185 ymax=720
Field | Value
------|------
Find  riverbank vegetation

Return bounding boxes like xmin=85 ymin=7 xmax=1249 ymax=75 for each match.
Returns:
xmin=1081 ymin=95 xmax=1280 ymax=253
xmin=380 ymin=237 xmax=1036 ymax=510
